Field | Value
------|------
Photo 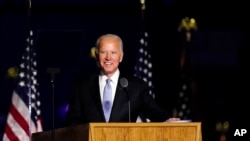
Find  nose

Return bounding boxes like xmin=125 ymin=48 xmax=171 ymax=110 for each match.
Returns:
xmin=105 ymin=52 xmax=111 ymax=60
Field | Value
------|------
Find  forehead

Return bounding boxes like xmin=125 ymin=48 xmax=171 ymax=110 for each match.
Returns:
xmin=100 ymin=37 xmax=119 ymax=45
xmin=99 ymin=38 xmax=121 ymax=49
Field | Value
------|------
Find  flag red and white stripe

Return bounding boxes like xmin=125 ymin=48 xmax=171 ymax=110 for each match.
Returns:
xmin=3 ymin=30 xmax=42 ymax=141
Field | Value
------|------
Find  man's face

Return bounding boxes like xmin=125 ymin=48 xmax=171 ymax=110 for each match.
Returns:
xmin=97 ymin=38 xmax=123 ymax=77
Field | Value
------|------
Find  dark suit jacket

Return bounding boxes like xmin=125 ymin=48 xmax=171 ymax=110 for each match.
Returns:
xmin=65 ymin=71 xmax=169 ymax=126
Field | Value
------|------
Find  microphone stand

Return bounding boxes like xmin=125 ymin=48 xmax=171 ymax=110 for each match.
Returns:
xmin=123 ymin=87 xmax=131 ymax=122
xmin=47 ymin=68 xmax=60 ymax=141
xmin=120 ymin=78 xmax=131 ymax=122
xmin=128 ymin=100 xmax=131 ymax=122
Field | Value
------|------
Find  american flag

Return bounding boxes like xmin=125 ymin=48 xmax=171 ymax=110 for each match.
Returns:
xmin=174 ymin=73 xmax=192 ymax=120
xmin=173 ymin=37 xmax=193 ymax=120
xmin=134 ymin=29 xmax=154 ymax=122
xmin=2 ymin=30 xmax=43 ymax=141
xmin=134 ymin=31 xmax=154 ymax=98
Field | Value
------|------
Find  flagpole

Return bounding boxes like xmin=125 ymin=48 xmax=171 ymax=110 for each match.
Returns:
xmin=27 ymin=0 xmax=32 ymax=140
xmin=173 ymin=17 xmax=197 ymax=119
xmin=28 ymin=0 xmax=32 ymax=32
xmin=135 ymin=0 xmax=154 ymax=122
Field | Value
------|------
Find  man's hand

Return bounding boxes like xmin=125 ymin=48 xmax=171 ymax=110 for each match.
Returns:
xmin=165 ymin=117 xmax=181 ymax=122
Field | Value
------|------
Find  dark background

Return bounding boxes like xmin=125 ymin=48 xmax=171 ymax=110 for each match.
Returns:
xmin=0 ymin=0 xmax=249 ymax=141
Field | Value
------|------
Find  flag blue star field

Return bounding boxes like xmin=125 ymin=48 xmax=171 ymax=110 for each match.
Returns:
xmin=174 ymin=72 xmax=192 ymax=120
xmin=134 ymin=31 xmax=154 ymax=99
xmin=134 ymin=29 xmax=155 ymax=122
xmin=3 ymin=30 xmax=42 ymax=141
xmin=173 ymin=37 xmax=193 ymax=120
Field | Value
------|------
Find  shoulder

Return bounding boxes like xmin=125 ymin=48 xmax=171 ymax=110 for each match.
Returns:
xmin=73 ymin=70 xmax=99 ymax=86
xmin=120 ymin=73 xmax=147 ymax=87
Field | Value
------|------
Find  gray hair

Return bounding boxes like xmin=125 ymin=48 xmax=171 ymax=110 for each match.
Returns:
xmin=95 ymin=34 xmax=123 ymax=53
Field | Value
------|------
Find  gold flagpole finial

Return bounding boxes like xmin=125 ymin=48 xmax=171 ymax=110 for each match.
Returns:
xmin=178 ymin=17 xmax=197 ymax=42
xmin=140 ymin=0 xmax=146 ymax=11
xmin=7 ymin=67 xmax=19 ymax=78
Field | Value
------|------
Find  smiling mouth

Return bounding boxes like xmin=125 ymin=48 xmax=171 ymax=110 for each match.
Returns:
xmin=104 ymin=62 xmax=112 ymax=65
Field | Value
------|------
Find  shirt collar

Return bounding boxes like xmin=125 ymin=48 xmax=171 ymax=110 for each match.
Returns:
xmin=100 ymin=69 xmax=120 ymax=84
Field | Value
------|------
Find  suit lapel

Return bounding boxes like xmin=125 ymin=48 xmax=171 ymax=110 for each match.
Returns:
xmin=90 ymin=74 xmax=106 ymax=121
xmin=110 ymin=86 xmax=125 ymax=120
xmin=110 ymin=74 xmax=129 ymax=121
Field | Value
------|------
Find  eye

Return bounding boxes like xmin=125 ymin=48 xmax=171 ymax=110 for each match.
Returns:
xmin=100 ymin=51 xmax=105 ymax=54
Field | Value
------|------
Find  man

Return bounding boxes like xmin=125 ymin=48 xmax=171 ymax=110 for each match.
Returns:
xmin=65 ymin=34 xmax=179 ymax=126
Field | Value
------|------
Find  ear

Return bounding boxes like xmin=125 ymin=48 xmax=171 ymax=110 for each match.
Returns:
xmin=119 ymin=53 xmax=124 ymax=62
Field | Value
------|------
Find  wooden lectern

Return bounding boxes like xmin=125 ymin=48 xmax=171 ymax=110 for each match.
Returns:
xmin=32 ymin=122 xmax=202 ymax=141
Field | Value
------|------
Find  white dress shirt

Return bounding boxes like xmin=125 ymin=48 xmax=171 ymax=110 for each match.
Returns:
xmin=99 ymin=69 xmax=120 ymax=103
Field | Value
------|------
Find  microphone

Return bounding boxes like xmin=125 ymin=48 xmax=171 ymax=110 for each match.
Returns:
xmin=119 ymin=77 xmax=131 ymax=122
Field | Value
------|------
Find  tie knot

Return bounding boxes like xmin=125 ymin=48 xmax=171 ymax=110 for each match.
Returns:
xmin=106 ymin=79 xmax=111 ymax=84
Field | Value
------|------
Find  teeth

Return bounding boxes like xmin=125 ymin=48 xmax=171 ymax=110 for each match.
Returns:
xmin=105 ymin=62 xmax=111 ymax=65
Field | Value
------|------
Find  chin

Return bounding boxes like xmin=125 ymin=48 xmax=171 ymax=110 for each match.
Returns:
xmin=103 ymin=69 xmax=115 ymax=75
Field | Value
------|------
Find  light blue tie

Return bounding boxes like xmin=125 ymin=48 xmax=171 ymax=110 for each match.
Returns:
xmin=103 ymin=79 xmax=112 ymax=122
